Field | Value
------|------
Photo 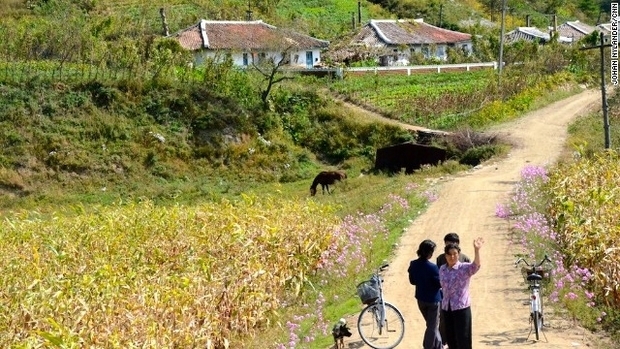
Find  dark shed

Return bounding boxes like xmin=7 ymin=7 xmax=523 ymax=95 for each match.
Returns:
xmin=375 ymin=142 xmax=447 ymax=174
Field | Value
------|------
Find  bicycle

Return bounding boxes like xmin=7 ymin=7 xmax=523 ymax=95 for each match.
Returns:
xmin=355 ymin=264 xmax=405 ymax=349
xmin=515 ymin=254 xmax=552 ymax=341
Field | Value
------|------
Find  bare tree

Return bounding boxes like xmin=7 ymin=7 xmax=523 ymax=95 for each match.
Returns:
xmin=252 ymin=46 xmax=295 ymax=108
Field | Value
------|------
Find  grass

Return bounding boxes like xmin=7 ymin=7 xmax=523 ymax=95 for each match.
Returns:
xmin=565 ymin=93 xmax=620 ymax=158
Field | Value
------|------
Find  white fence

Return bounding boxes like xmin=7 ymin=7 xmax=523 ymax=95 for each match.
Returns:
xmin=345 ymin=62 xmax=498 ymax=75
xmin=285 ymin=62 xmax=498 ymax=78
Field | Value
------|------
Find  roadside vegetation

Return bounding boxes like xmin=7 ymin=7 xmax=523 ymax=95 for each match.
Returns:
xmin=496 ymin=91 xmax=620 ymax=346
xmin=0 ymin=0 xmax=618 ymax=347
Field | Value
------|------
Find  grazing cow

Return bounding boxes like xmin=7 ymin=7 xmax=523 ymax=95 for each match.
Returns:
xmin=310 ymin=170 xmax=347 ymax=196
xmin=375 ymin=142 xmax=447 ymax=174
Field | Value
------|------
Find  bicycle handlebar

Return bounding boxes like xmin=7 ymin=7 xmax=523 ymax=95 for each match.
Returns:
xmin=515 ymin=254 xmax=551 ymax=269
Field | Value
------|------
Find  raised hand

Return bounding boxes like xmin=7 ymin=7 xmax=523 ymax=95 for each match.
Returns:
xmin=473 ymin=237 xmax=485 ymax=250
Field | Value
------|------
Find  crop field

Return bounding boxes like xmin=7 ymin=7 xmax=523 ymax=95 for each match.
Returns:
xmin=0 ymin=172 xmax=432 ymax=348
xmin=328 ymin=69 xmax=497 ymax=129
xmin=547 ymin=152 xmax=620 ymax=308
xmin=0 ymin=197 xmax=340 ymax=347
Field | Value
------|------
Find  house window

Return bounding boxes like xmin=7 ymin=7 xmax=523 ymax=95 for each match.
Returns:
xmin=421 ymin=46 xmax=430 ymax=58
xmin=461 ymin=44 xmax=470 ymax=55
xmin=294 ymin=54 xmax=300 ymax=63
xmin=243 ymin=53 xmax=249 ymax=66
xmin=259 ymin=52 xmax=266 ymax=63
xmin=436 ymin=46 xmax=445 ymax=58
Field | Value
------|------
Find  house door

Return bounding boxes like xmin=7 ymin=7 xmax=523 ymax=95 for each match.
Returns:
xmin=305 ymin=51 xmax=313 ymax=68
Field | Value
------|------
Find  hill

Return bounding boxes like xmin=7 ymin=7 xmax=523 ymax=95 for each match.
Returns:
xmin=1 ymin=0 xmax=612 ymax=40
xmin=0 ymin=0 xmax=610 ymax=210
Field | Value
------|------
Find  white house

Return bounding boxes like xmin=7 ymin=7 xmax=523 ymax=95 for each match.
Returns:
xmin=348 ymin=19 xmax=473 ymax=65
xmin=172 ymin=20 xmax=330 ymax=68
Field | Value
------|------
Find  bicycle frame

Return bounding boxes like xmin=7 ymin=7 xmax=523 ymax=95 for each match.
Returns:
xmin=364 ymin=264 xmax=387 ymax=335
xmin=356 ymin=264 xmax=405 ymax=349
xmin=515 ymin=255 xmax=551 ymax=341
xmin=529 ymin=282 xmax=541 ymax=314
xmin=372 ymin=266 xmax=388 ymax=333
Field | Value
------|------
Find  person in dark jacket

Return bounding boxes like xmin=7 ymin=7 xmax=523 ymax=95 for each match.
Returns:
xmin=436 ymin=232 xmax=471 ymax=267
xmin=408 ymin=239 xmax=443 ymax=349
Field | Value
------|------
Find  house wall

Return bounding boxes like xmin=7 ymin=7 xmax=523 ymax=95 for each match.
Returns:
xmin=193 ymin=49 xmax=322 ymax=68
xmin=379 ymin=42 xmax=473 ymax=66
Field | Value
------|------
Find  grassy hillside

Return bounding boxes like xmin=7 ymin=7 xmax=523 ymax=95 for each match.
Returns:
xmin=0 ymin=49 xmax=599 ymax=211
xmin=1 ymin=0 xmax=609 ymax=40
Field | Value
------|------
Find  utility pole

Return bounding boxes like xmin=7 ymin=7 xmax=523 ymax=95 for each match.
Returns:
xmin=246 ymin=1 xmax=253 ymax=21
xmin=498 ymin=0 xmax=507 ymax=85
xmin=580 ymin=32 xmax=612 ymax=149
xmin=159 ymin=8 xmax=170 ymax=37
xmin=438 ymin=4 xmax=443 ymax=27
xmin=358 ymin=1 xmax=362 ymax=27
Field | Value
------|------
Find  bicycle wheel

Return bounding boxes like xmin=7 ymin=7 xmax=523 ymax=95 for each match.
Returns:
xmin=532 ymin=310 xmax=542 ymax=340
xmin=357 ymin=302 xmax=405 ymax=349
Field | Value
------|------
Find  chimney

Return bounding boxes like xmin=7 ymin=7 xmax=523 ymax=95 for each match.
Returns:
xmin=526 ymin=14 xmax=530 ymax=27
xmin=159 ymin=8 xmax=170 ymax=36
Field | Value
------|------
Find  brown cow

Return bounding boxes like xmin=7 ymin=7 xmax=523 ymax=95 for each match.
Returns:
xmin=310 ymin=170 xmax=347 ymax=196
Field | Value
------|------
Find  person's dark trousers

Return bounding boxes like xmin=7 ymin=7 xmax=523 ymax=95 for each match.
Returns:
xmin=439 ymin=309 xmax=447 ymax=346
xmin=442 ymin=306 xmax=472 ymax=349
xmin=417 ymin=300 xmax=443 ymax=349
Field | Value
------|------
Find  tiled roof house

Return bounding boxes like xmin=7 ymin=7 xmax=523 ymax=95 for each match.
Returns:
xmin=557 ymin=20 xmax=596 ymax=42
xmin=173 ymin=20 xmax=330 ymax=68
xmin=505 ymin=27 xmax=573 ymax=44
xmin=596 ymin=23 xmax=612 ymax=44
xmin=348 ymin=19 xmax=473 ymax=65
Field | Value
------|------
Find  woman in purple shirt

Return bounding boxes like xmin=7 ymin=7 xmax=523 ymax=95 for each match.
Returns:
xmin=438 ymin=237 xmax=484 ymax=349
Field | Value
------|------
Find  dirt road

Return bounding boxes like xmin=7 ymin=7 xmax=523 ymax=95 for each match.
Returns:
xmin=342 ymin=88 xmax=610 ymax=348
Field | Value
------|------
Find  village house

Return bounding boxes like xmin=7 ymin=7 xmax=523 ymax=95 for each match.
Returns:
xmin=345 ymin=19 xmax=473 ymax=66
xmin=596 ymin=23 xmax=612 ymax=45
xmin=557 ymin=20 xmax=596 ymax=42
xmin=505 ymin=26 xmax=573 ymax=44
xmin=172 ymin=20 xmax=329 ymax=68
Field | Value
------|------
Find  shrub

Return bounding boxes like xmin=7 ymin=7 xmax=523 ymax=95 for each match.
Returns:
xmin=459 ymin=144 xmax=497 ymax=166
